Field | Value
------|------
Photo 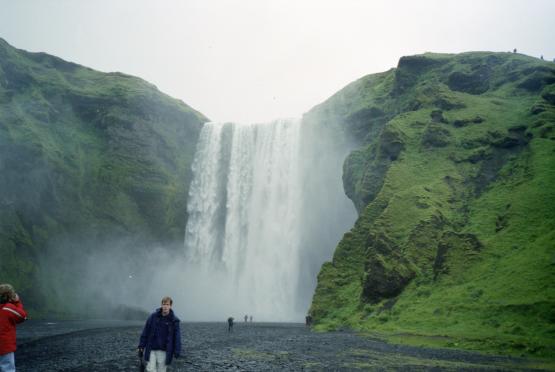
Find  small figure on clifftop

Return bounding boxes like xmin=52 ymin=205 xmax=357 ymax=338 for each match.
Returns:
xmin=138 ymin=296 xmax=181 ymax=372
xmin=228 ymin=317 xmax=234 ymax=332
xmin=0 ymin=283 xmax=27 ymax=372
xmin=513 ymin=48 xmax=517 ymax=53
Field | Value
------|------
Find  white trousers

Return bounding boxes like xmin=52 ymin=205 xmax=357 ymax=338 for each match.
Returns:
xmin=0 ymin=352 xmax=16 ymax=372
xmin=146 ymin=350 xmax=167 ymax=372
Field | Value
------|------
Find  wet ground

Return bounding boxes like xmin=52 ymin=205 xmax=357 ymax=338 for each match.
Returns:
xmin=15 ymin=322 xmax=546 ymax=371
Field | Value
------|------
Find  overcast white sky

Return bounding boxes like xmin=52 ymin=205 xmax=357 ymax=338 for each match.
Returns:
xmin=1 ymin=0 xmax=554 ymax=123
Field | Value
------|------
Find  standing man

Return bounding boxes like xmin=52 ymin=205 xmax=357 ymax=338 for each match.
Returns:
xmin=138 ymin=296 xmax=181 ymax=372
xmin=0 ymin=284 xmax=27 ymax=372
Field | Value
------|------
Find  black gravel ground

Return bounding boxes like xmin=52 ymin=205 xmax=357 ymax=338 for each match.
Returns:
xmin=15 ymin=322 xmax=545 ymax=371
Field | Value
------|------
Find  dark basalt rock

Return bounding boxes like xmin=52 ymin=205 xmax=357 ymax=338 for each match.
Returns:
xmin=466 ymin=148 xmax=492 ymax=164
xmin=403 ymin=215 xmax=448 ymax=272
xmin=517 ymin=66 xmax=555 ymax=92
xmin=343 ymin=147 xmax=387 ymax=213
xmin=530 ymin=104 xmax=546 ymax=115
xmin=433 ymin=232 xmax=482 ymax=280
xmin=470 ymin=132 xmax=529 ymax=195
xmin=422 ymin=124 xmax=451 ymax=147
xmin=343 ymin=125 xmax=405 ymax=212
xmin=0 ymin=58 xmax=37 ymax=91
xmin=542 ymin=91 xmax=555 ymax=105
xmin=434 ymin=98 xmax=466 ymax=111
xmin=447 ymin=65 xmax=491 ymax=95
xmin=495 ymin=214 xmax=509 ymax=232
xmin=379 ymin=126 xmax=405 ymax=161
xmin=452 ymin=115 xmax=484 ymax=128
xmin=397 ymin=55 xmax=445 ymax=72
xmin=491 ymin=135 xmax=524 ymax=148
xmin=508 ymin=124 xmax=527 ymax=132
xmin=407 ymin=100 xmax=423 ymax=111
xmin=392 ymin=56 xmax=446 ymax=96
xmin=362 ymin=232 xmax=415 ymax=302
xmin=430 ymin=110 xmax=447 ymax=123
xmin=392 ymin=67 xmax=418 ymax=96
xmin=68 ymin=93 xmax=129 ymax=129
xmin=539 ymin=124 xmax=554 ymax=138
xmin=345 ymin=106 xmax=388 ymax=143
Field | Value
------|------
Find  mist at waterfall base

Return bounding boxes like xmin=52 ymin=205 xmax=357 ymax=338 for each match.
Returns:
xmin=37 ymin=117 xmax=356 ymax=322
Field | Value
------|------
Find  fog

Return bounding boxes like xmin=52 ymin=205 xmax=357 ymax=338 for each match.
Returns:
xmin=1 ymin=0 xmax=554 ymax=123
xmin=37 ymin=115 xmax=357 ymax=322
xmin=6 ymin=0 xmax=554 ymax=322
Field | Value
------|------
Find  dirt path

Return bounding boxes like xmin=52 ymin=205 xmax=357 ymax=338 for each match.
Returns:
xmin=15 ymin=322 xmax=543 ymax=371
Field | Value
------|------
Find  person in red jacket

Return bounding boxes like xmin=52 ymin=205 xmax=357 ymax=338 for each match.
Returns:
xmin=0 ymin=284 xmax=27 ymax=372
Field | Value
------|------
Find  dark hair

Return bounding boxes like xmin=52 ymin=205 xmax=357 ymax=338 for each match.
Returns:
xmin=161 ymin=296 xmax=173 ymax=305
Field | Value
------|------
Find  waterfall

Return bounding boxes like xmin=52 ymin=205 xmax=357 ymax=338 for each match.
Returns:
xmin=183 ymin=118 xmax=356 ymax=321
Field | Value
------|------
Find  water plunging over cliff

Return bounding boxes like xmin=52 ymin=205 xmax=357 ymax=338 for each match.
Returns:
xmin=183 ymin=119 xmax=356 ymax=321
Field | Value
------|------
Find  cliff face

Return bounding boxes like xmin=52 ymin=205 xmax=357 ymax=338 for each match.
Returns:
xmin=0 ymin=38 xmax=207 ymax=312
xmin=308 ymin=52 xmax=555 ymax=355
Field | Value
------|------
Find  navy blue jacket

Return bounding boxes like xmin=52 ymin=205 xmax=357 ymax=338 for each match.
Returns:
xmin=139 ymin=308 xmax=182 ymax=365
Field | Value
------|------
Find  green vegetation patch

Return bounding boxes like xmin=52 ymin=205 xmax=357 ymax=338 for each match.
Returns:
xmin=309 ymin=51 xmax=555 ymax=358
xmin=340 ymin=348 xmax=497 ymax=370
xmin=0 ymin=38 xmax=207 ymax=315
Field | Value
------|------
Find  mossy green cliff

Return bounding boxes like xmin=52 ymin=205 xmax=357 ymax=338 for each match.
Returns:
xmin=0 ymin=38 xmax=207 ymax=313
xmin=308 ymin=52 xmax=555 ymax=356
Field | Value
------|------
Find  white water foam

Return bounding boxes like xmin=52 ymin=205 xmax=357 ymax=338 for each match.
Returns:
xmin=183 ymin=118 xmax=356 ymax=321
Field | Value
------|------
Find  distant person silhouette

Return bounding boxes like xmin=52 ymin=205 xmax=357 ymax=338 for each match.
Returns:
xmin=305 ymin=315 xmax=313 ymax=327
xmin=227 ymin=317 xmax=234 ymax=333
xmin=249 ymin=315 xmax=253 ymax=323
xmin=244 ymin=314 xmax=248 ymax=323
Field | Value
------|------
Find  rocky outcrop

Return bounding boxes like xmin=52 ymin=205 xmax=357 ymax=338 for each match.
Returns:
xmin=422 ymin=123 xmax=451 ymax=148
xmin=343 ymin=125 xmax=405 ymax=212
xmin=447 ymin=68 xmax=491 ymax=94
xmin=432 ymin=232 xmax=482 ymax=280
xmin=309 ymin=51 xmax=555 ymax=354
xmin=362 ymin=232 xmax=415 ymax=302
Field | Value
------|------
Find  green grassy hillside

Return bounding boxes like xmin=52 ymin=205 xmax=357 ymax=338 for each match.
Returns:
xmin=0 ymin=38 xmax=207 ymax=314
xmin=308 ymin=52 xmax=555 ymax=357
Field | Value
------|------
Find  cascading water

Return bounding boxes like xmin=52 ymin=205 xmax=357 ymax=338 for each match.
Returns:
xmin=183 ymin=118 xmax=356 ymax=321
